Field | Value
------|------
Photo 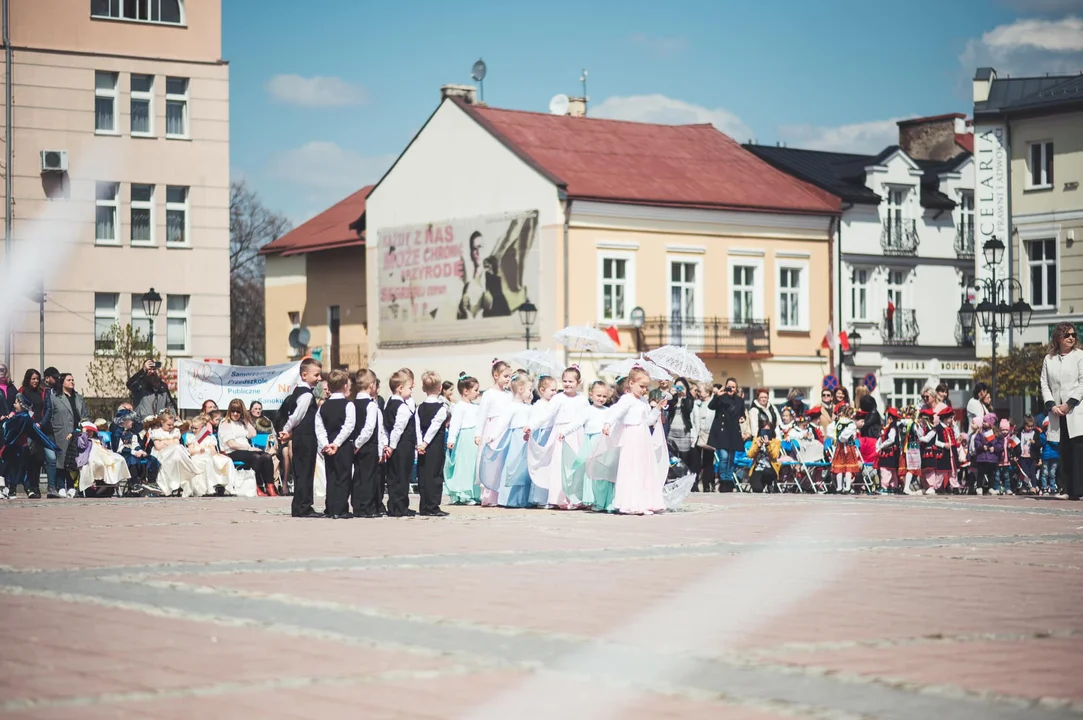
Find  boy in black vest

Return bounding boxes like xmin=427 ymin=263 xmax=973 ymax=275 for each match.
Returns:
xmin=316 ymin=370 xmax=356 ymax=519
xmin=383 ymin=370 xmax=416 ymax=517
xmin=351 ymin=369 xmax=386 ymax=517
xmin=279 ymin=357 xmax=323 ymax=518
xmin=415 ymin=371 xmax=449 ymax=517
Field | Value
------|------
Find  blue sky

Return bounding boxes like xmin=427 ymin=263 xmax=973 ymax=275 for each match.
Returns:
xmin=224 ymin=0 xmax=1083 ymax=225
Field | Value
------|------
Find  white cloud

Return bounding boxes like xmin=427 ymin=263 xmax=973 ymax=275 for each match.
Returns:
xmin=265 ymin=74 xmax=367 ymax=107
xmin=591 ymin=94 xmax=754 ymax=142
xmin=627 ymin=33 xmax=688 ymax=58
xmin=960 ymin=16 xmax=1083 ymax=77
xmin=776 ymin=118 xmax=905 ymax=153
xmin=266 ymin=141 xmax=394 ymax=217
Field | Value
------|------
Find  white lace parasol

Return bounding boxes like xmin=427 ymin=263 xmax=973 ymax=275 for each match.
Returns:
xmin=645 ymin=345 xmax=713 ymax=384
xmin=508 ymin=349 xmax=564 ymax=379
xmin=600 ymin=355 xmax=671 ymax=382
xmin=553 ymin=325 xmax=617 ymax=353
xmin=663 ymin=472 xmax=696 ymax=509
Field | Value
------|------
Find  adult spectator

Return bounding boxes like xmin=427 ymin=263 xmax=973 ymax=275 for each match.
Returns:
xmin=41 ymin=368 xmax=60 ymax=495
xmin=690 ymin=383 xmax=716 ymax=492
xmin=1041 ymin=322 xmax=1083 ymax=500
xmin=708 ymin=378 xmax=746 ymax=491
xmin=920 ymin=385 xmax=947 ymax=414
xmin=857 ymin=394 xmax=882 ymax=438
xmin=18 ymin=368 xmax=59 ymax=497
xmin=249 ymin=401 xmax=264 ymax=421
xmin=746 ymin=388 xmax=781 ymax=438
xmin=834 ymin=386 xmax=851 ymax=406
xmin=966 ymin=383 xmax=992 ymax=434
xmin=218 ymin=398 xmax=277 ymax=496
xmin=784 ymin=388 xmax=807 ymax=418
xmin=665 ymin=377 xmax=696 ymax=470
xmin=50 ymin=372 xmax=90 ymax=493
xmin=0 ymin=362 xmax=16 ymax=417
xmin=126 ymin=359 xmax=176 ymax=419
xmin=935 ymin=383 xmax=952 ymax=408
xmin=815 ymin=388 xmax=836 ymax=431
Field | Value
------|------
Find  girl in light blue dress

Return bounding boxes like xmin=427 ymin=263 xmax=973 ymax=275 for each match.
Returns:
xmin=563 ymin=380 xmax=612 ymax=510
xmin=444 ymin=374 xmax=481 ymax=504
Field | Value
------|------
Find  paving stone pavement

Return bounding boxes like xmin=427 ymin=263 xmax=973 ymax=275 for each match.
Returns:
xmin=1 ymin=493 xmax=1082 ymax=719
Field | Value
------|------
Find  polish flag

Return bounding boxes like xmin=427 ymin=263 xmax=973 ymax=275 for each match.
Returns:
xmin=983 ymin=429 xmax=995 ymax=442
xmin=821 ymin=325 xmax=835 ymax=349
xmin=887 ymin=298 xmax=896 ymax=323
xmin=838 ymin=330 xmax=851 ymax=353
xmin=604 ymin=325 xmax=621 ymax=347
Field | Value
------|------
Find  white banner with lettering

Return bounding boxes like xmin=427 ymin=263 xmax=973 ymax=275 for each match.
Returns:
xmin=974 ymin=122 xmax=1010 ymax=347
xmin=177 ymin=360 xmax=300 ymax=411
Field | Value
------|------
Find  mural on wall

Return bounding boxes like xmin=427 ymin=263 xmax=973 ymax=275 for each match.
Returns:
xmin=377 ymin=209 xmax=539 ymax=345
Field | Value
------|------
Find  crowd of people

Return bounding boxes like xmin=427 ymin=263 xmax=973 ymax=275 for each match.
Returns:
xmin=0 ymin=322 xmax=1080 ymax=508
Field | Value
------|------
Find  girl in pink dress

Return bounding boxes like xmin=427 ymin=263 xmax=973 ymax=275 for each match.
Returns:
xmin=475 ymin=359 xmax=512 ymax=506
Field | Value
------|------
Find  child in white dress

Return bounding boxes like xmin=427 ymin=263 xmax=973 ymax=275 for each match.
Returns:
xmin=151 ymin=411 xmax=199 ymax=496
xmin=527 ymin=366 xmax=590 ymax=509
xmin=475 ymin=360 xmax=513 ymax=506
xmin=77 ymin=419 xmax=131 ymax=495
xmin=185 ymin=414 xmax=236 ymax=496
xmin=444 ymin=374 xmax=482 ymax=504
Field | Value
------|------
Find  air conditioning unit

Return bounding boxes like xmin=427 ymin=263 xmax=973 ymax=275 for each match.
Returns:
xmin=40 ymin=150 xmax=68 ymax=173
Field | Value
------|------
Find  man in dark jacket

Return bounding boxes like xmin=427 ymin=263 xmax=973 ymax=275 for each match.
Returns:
xmin=708 ymin=378 xmax=747 ymax=492
xmin=126 ymin=359 xmax=176 ymax=419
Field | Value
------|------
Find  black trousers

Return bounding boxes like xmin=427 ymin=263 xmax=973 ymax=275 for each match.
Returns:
xmin=974 ymin=462 xmax=996 ymax=491
xmin=386 ymin=442 xmax=414 ymax=516
xmin=417 ymin=445 xmax=445 ymax=514
xmin=1058 ymin=416 xmax=1083 ymax=498
xmin=352 ymin=446 xmax=379 ymax=515
xmin=229 ymin=449 xmax=274 ymax=489
xmin=323 ymin=447 xmax=354 ymax=516
xmin=290 ymin=436 xmax=318 ymax=516
xmin=749 ymin=468 xmax=776 ymax=493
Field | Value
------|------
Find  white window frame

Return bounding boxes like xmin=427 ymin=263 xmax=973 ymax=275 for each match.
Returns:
xmin=728 ymin=256 xmax=764 ymax=326
xmin=959 ymin=191 xmax=974 ymax=237
xmin=776 ymin=259 xmax=809 ymax=332
xmin=597 ymin=251 xmax=635 ymax=324
xmin=666 ymin=256 xmax=704 ymax=322
xmin=1025 ymin=237 xmax=1058 ymax=310
xmin=94 ymin=292 xmax=119 ymax=354
xmin=94 ymin=70 xmax=118 ymax=134
xmin=95 ymin=181 xmax=119 ymax=245
xmin=850 ymin=266 xmax=869 ymax=322
xmin=884 ymin=187 xmax=908 ymax=244
xmin=891 ymin=377 xmax=924 ymax=410
xmin=91 ymin=0 xmax=186 ymax=26
xmin=885 ymin=268 xmax=908 ymax=336
xmin=165 ymin=76 xmax=189 ymax=139
xmin=130 ymin=293 xmax=154 ymax=349
xmin=166 ymin=294 xmax=190 ymax=355
xmin=166 ymin=185 xmax=189 ymax=246
xmin=130 ymin=183 xmax=155 ymax=246
xmin=1026 ymin=141 xmax=1054 ymax=190
xmin=130 ymin=73 xmax=154 ymax=137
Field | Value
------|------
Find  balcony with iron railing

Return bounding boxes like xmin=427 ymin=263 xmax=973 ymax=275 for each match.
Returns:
xmin=954 ymin=225 xmax=975 ymax=260
xmin=879 ymin=308 xmax=919 ymax=346
xmin=881 ymin=218 xmax=919 ymax=255
xmin=308 ymin=344 xmax=368 ymax=370
xmin=639 ymin=316 xmax=771 ymax=357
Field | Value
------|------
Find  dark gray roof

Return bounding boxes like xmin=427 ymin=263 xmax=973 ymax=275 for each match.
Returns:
xmin=915 ymin=155 xmax=971 ymax=211
xmin=741 ymin=145 xmax=881 ymax=205
xmin=975 ymin=69 xmax=1083 ymax=118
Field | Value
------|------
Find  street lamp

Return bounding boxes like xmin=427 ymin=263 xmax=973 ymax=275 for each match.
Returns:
xmin=630 ymin=306 xmax=646 ymax=353
xmin=141 ymin=287 xmax=162 ymax=355
xmin=957 ymin=236 xmax=1033 ymax=405
xmin=518 ymin=299 xmax=537 ymax=349
xmin=849 ymin=329 xmax=863 ymax=353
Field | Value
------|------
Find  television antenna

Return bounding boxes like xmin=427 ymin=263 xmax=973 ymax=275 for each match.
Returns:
xmin=471 ymin=58 xmax=487 ymax=102
xmin=580 ymin=68 xmax=588 ymax=116
xmin=549 ymin=93 xmax=569 ymax=116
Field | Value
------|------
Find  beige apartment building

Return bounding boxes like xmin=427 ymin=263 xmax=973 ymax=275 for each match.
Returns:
xmin=0 ymin=0 xmax=229 ymax=386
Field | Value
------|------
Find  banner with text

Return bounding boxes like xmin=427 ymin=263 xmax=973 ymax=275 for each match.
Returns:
xmin=974 ymin=122 xmax=1010 ymax=347
xmin=177 ymin=360 xmax=300 ymax=411
xmin=377 ymin=209 xmax=540 ymax=345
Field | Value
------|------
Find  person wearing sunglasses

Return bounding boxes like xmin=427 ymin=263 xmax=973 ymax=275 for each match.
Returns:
xmin=1041 ymin=322 xmax=1083 ymax=499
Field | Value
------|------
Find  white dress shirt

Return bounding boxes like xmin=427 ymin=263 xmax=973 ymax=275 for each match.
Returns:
xmin=415 ymin=395 xmax=449 ymax=445
xmin=315 ymin=393 xmax=356 ymax=451
xmin=387 ymin=397 xmax=414 ymax=450
xmin=281 ymin=384 xmax=316 ymax=434
xmin=353 ymin=399 xmax=386 ymax=453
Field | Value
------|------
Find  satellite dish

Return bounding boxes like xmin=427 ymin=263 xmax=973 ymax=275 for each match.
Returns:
xmin=549 ymin=93 xmax=569 ymax=116
xmin=471 ymin=59 xmax=487 ymax=82
xmin=289 ymin=327 xmax=311 ymax=349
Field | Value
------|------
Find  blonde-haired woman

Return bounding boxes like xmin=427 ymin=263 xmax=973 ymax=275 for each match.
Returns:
xmin=1041 ymin=322 xmax=1083 ymax=499
xmin=219 ymin=398 xmax=277 ymax=496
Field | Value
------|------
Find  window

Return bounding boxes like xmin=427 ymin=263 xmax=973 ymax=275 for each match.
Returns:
xmin=885 ymin=188 xmax=905 ymax=244
xmin=1026 ymin=238 xmax=1057 ymax=309
xmin=886 ymin=268 xmax=906 ymax=335
xmin=165 ymin=77 xmax=189 ymax=137
xmin=960 ymin=192 xmax=974 ymax=238
xmin=166 ymin=185 xmax=188 ymax=245
xmin=1027 ymin=141 xmax=1054 ymax=189
xmin=777 ymin=263 xmax=807 ymax=330
xmin=941 ymin=378 xmax=972 ymax=395
xmin=94 ymin=71 xmax=118 ymax=133
xmin=91 ymin=0 xmax=184 ymax=25
xmin=166 ymin=295 xmax=189 ymax=354
xmin=130 ymin=184 xmax=154 ymax=244
xmin=130 ymin=294 xmax=153 ymax=350
xmin=669 ymin=260 xmax=701 ymax=321
xmin=597 ymin=252 xmax=634 ymax=323
xmin=95 ymin=182 xmax=119 ymax=244
xmin=130 ymin=74 xmax=154 ymax=135
xmin=892 ymin=378 xmax=924 ymax=410
xmin=850 ymin=268 xmax=868 ymax=321
xmin=329 ymin=305 xmax=341 ymax=368
xmin=94 ymin=293 xmax=119 ymax=352
xmin=732 ymin=265 xmax=755 ymax=324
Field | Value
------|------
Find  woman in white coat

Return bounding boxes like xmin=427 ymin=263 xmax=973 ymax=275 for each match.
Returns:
xmin=1041 ymin=322 xmax=1083 ymax=499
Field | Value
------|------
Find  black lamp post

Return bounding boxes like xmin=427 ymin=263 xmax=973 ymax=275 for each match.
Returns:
xmin=957 ymin=236 xmax=1032 ymax=405
xmin=518 ymin=299 xmax=537 ymax=349
xmin=141 ymin=287 xmax=163 ymax=355
xmin=630 ymin=306 xmax=646 ymax=353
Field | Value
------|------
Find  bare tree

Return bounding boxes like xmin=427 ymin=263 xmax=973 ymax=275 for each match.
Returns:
xmin=86 ymin=323 xmax=173 ymax=399
xmin=230 ymin=180 xmax=291 ymax=366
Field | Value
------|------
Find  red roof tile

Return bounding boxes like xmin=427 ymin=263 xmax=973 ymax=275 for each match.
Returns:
xmin=955 ymin=133 xmax=974 ymax=153
xmin=456 ymin=100 xmax=839 ymax=215
xmin=260 ymin=186 xmax=372 ymax=257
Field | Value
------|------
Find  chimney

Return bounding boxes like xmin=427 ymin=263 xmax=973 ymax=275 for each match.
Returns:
xmin=441 ymin=84 xmax=477 ymax=104
xmin=973 ymin=67 xmax=995 ymax=104
xmin=897 ymin=114 xmax=967 ymax=161
xmin=566 ymin=97 xmax=587 ymax=117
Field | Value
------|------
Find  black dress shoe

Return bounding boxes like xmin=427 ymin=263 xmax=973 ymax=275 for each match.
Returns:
xmin=420 ymin=509 xmax=450 ymax=517
xmin=292 ymin=510 xmax=323 ymax=518
xmin=330 ymin=513 xmax=352 ymax=519
xmin=403 ymin=509 xmax=418 ymax=517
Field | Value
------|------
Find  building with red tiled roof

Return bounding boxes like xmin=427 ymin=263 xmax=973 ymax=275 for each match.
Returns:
xmin=359 ymin=85 xmax=844 ymax=396
xmin=262 ymin=187 xmax=373 ymax=368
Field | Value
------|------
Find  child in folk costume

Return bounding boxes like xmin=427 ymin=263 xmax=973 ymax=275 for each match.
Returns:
xmin=588 ymin=367 xmax=669 ymax=515
xmin=562 ymin=380 xmax=611 ymax=510
xmin=76 ymin=419 xmax=131 ymax=496
xmin=151 ymin=410 xmax=199 ymax=496
xmin=896 ymin=406 xmax=923 ymax=495
xmin=970 ymin=413 xmax=1002 ymax=495
xmin=479 ymin=373 xmax=539 ymax=508
xmin=829 ymin=403 xmax=861 ymax=493
xmin=876 ymin=407 xmax=901 ymax=493
xmin=996 ymin=419 xmax=1016 ymax=495
xmin=185 ymin=414 xmax=237 ymax=496
xmin=350 ymin=369 xmax=387 ymax=518
xmin=527 ymin=366 xmax=590 ymax=509
xmin=112 ymin=409 xmax=162 ymax=495
xmin=415 ymin=371 xmax=450 ymax=517
xmin=918 ymin=408 xmax=941 ymax=494
xmin=936 ymin=407 xmax=963 ymax=493
xmin=1018 ymin=414 xmax=1041 ymax=494
xmin=383 ymin=370 xmax=417 ymax=517
xmin=444 ymin=373 xmax=481 ymax=505
xmin=475 ymin=360 xmax=513 ymax=506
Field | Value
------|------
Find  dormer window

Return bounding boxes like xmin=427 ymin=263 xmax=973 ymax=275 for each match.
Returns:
xmin=881 ymin=187 xmax=918 ymax=255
